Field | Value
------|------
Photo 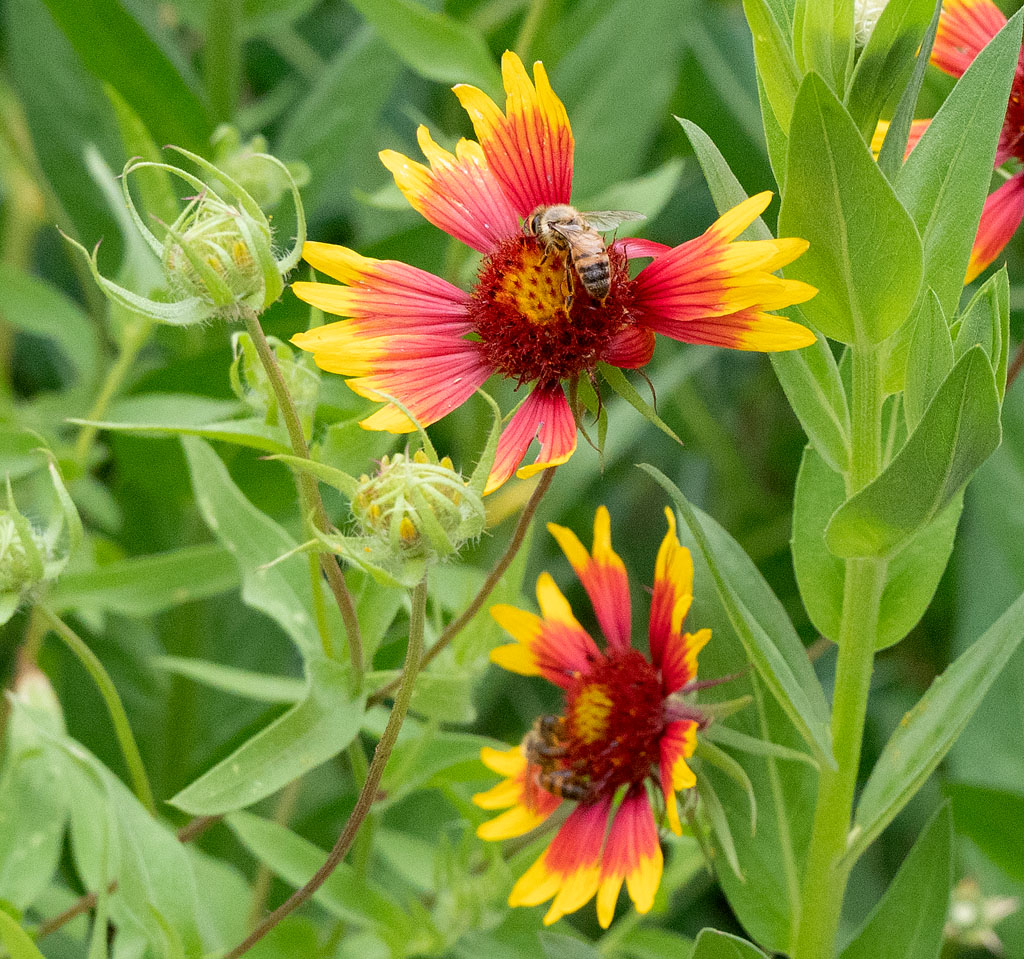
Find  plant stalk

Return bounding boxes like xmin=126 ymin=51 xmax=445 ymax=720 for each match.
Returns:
xmin=792 ymin=344 xmax=887 ymax=959
xmin=36 ymin=604 xmax=156 ymax=815
xmin=221 ymin=577 xmax=429 ymax=959
xmin=240 ymin=309 xmax=363 ymax=679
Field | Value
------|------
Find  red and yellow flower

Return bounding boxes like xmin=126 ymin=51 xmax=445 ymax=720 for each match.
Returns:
xmin=474 ymin=506 xmax=711 ymax=927
xmin=874 ymin=0 xmax=1024 ymax=281
xmin=290 ymin=52 xmax=816 ymax=492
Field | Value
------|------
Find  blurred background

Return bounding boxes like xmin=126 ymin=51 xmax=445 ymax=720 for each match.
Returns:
xmin=1 ymin=0 xmax=1022 ymax=953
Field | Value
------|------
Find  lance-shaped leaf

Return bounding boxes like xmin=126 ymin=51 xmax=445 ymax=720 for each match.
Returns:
xmin=691 ymin=928 xmax=770 ymax=959
xmin=826 ymin=347 xmax=1000 ymax=558
xmin=895 ymin=8 xmax=1024 ymax=318
xmin=904 ymin=291 xmax=954 ymax=433
xmin=946 ymin=782 xmax=1024 ymax=884
xmin=170 ymin=657 xmax=363 ymax=815
xmin=795 ymin=0 xmax=853 ymax=92
xmin=794 ymin=446 xmax=961 ymax=648
xmin=741 ymin=0 xmax=802 ymax=133
xmin=779 ymin=72 xmax=923 ymax=344
xmin=678 ymin=117 xmax=851 ymax=472
xmin=954 ymin=268 xmax=1010 ymax=400
xmin=845 ymin=0 xmax=936 ymax=142
xmin=851 ymin=590 xmax=1024 ymax=857
xmin=640 ymin=465 xmax=833 ymax=764
xmin=839 ymin=805 xmax=952 ymax=959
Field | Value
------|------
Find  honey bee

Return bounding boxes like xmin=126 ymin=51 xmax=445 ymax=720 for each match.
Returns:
xmin=523 ymin=205 xmax=646 ymax=305
xmin=522 ymin=715 xmax=593 ymax=802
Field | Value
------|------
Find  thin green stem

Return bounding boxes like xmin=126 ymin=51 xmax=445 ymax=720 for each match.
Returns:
xmin=36 ymin=604 xmax=156 ymax=815
xmin=205 ymin=0 xmax=242 ymax=121
xmin=793 ymin=344 xmax=886 ymax=959
xmin=514 ymin=0 xmax=550 ymax=60
xmin=240 ymin=309 xmax=363 ymax=679
xmin=74 ymin=319 xmax=153 ymax=468
xmin=221 ymin=577 xmax=429 ymax=959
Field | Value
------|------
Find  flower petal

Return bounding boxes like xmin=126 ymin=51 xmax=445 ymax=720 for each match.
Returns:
xmin=490 ymin=589 xmax=600 ymax=688
xmin=485 ymin=385 xmax=577 ymax=494
xmin=596 ymin=790 xmax=663 ymax=928
xmin=648 ymin=508 xmax=693 ymax=671
xmin=632 ymin=193 xmax=817 ymax=352
xmin=966 ymin=173 xmax=1024 ymax=283
xmin=660 ymin=720 xmax=698 ymax=836
xmin=932 ymin=0 xmax=1006 ymax=78
xmin=454 ymin=51 xmax=574 ymax=217
xmin=509 ymin=797 xmax=611 ymax=925
xmin=603 ymin=325 xmax=656 ymax=369
xmin=611 ymin=236 xmax=671 ymax=260
xmin=475 ymin=744 xmax=563 ymax=839
xmin=661 ymin=628 xmax=712 ymax=696
xmin=547 ymin=505 xmax=632 ymax=651
xmin=380 ymin=127 xmax=521 ymax=254
xmin=870 ymin=118 xmax=932 ymax=161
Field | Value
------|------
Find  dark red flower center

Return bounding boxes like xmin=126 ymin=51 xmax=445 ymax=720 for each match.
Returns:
xmin=468 ymin=235 xmax=636 ymax=389
xmin=559 ymin=649 xmax=665 ymax=798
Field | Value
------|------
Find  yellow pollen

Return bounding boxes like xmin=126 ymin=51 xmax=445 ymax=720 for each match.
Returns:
xmin=571 ymin=683 xmax=613 ymax=744
xmin=232 ymin=239 xmax=252 ymax=268
xmin=413 ymin=449 xmax=428 ymax=463
xmin=492 ymin=245 xmax=572 ymax=325
xmin=399 ymin=516 xmax=418 ymax=542
xmin=368 ymin=503 xmax=381 ymax=521
xmin=440 ymin=456 xmax=453 ymax=470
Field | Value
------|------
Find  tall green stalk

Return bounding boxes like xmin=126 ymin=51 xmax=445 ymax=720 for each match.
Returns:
xmin=793 ymin=345 xmax=888 ymax=959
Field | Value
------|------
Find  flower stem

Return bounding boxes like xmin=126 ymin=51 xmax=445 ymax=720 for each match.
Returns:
xmin=73 ymin=318 xmax=153 ymax=468
xmin=35 ymin=604 xmax=156 ymax=815
xmin=240 ymin=309 xmax=363 ymax=679
xmin=204 ymin=0 xmax=242 ymax=121
xmin=793 ymin=344 xmax=887 ymax=959
xmin=367 ymin=467 xmax=555 ymax=706
xmin=221 ymin=577 xmax=429 ymax=959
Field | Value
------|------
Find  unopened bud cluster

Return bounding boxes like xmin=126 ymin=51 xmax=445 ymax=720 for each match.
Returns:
xmin=0 ymin=512 xmax=51 ymax=595
xmin=230 ymin=331 xmax=319 ymax=424
xmin=854 ymin=0 xmax=888 ymax=44
xmin=352 ymin=450 xmax=485 ymax=563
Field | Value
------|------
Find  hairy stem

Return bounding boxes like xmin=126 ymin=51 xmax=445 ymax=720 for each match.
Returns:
xmin=221 ymin=577 xmax=429 ymax=959
xmin=793 ymin=345 xmax=886 ymax=959
xmin=36 ymin=604 xmax=156 ymax=815
xmin=240 ymin=309 xmax=363 ymax=678
xmin=368 ymin=467 xmax=554 ymax=705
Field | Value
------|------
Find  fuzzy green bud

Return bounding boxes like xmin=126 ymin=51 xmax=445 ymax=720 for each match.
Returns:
xmin=211 ymin=125 xmax=310 ymax=211
xmin=65 ymin=146 xmax=306 ymax=327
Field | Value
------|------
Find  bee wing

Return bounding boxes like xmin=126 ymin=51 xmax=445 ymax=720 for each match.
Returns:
xmin=580 ymin=210 xmax=647 ymax=231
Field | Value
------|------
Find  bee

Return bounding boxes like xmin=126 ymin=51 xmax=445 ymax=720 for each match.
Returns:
xmin=523 ymin=205 xmax=645 ymax=305
xmin=522 ymin=715 xmax=592 ymax=802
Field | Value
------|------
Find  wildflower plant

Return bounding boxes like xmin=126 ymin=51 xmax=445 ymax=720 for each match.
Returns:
xmin=3 ymin=4 xmax=1024 ymax=959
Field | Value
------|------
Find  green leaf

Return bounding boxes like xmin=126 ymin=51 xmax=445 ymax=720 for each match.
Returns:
xmin=954 ymin=268 xmax=1009 ymax=377
xmin=538 ymin=932 xmax=601 ymax=959
xmin=639 ymin=464 xmax=832 ymax=763
xmin=904 ymin=291 xmax=954 ymax=433
xmin=0 ymin=263 xmax=100 ymax=393
xmin=797 ymin=0 xmax=853 ymax=93
xmin=49 ymin=544 xmax=240 ymax=618
xmin=599 ymin=363 xmax=683 ymax=446
xmin=894 ymin=8 xmax=1024 ymax=319
xmin=826 ymin=347 xmax=1000 ymax=558
xmin=875 ymin=0 xmax=942 ymax=180
xmin=946 ymin=782 xmax=1024 ymax=883
xmin=578 ymin=159 xmax=685 ymax=228
xmin=691 ymin=928 xmax=769 ymax=959
xmin=76 ymin=415 xmax=291 ymax=454
xmin=346 ymin=0 xmax=500 ymax=95
xmin=845 ymin=0 xmax=935 ymax=141
xmin=380 ymin=731 xmax=495 ymax=806
xmin=182 ymin=436 xmax=339 ymax=656
xmin=367 ymin=669 xmax=476 ymax=723
xmin=152 ymin=656 xmax=305 ymax=704
xmin=779 ymin=72 xmax=923 ymax=344
xmin=703 ymin=722 xmax=818 ymax=767
xmin=839 ymin=805 xmax=952 ymax=959
xmin=740 ymin=0 xmax=802 ymax=133
xmin=852 ymin=589 xmax=1024 ymax=856
xmin=0 ymin=911 xmax=46 ymax=959
xmin=171 ymin=657 xmax=362 ymax=815
xmin=40 ymin=0 xmax=211 ymax=150
xmin=793 ymin=446 xmax=961 ymax=648
xmin=225 ymin=811 xmax=420 ymax=946
xmin=677 ymin=118 xmax=851 ymax=469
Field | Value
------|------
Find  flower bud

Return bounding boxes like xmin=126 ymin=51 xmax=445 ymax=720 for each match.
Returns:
xmin=945 ymin=878 xmax=1019 ymax=955
xmin=0 ymin=462 xmax=81 ymax=624
xmin=210 ymin=125 xmax=310 ymax=211
xmin=65 ymin=146 xmax=306 ymax=326
xmin=352 ymin=450 xmax=485 ymax=565
xmin=229 ymin=331 xmax=319 ymax=423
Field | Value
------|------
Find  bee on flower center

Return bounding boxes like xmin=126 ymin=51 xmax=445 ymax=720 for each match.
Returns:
xmin=523 ymin=205 xmax=645 ymax=306
xmin=522 ymin=714 xmax=593 ymax=803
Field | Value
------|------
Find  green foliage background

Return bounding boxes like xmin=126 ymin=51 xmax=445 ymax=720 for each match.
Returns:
xmin=1 ymin=0 xmax=1023 ymax=955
